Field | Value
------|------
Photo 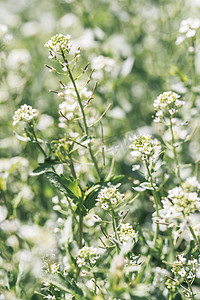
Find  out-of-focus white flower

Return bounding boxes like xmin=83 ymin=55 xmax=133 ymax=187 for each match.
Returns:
xmin=176 ymin=18 xmax=200 ymax=45
xmin=0 ymin=24 xmax=12 ymax=45
xmin=13 ymin=104 xmax=39 ymax=126
xmin=160 ymin=178 xmax=200 ymax=220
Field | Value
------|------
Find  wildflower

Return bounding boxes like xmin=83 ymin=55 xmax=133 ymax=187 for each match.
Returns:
xmin=182 ymin=176 xmax=200 ymax=192
xmin=117 ymin=223 xmax=136 ymax=244
xmin=96 ymin=185 xmax=125 ymax=210
xmin=13 ymin=104 xmax=39 ymax=126
xmin=44 ymin=34 xmax=73 ymax=54
xmin=178 ymin=268 xmax=186 ymax=277
xmin=153 ymin=91 xmax=184 ymax=123
xmin=132 ymin=164 xmax=140 ymax=171
xmin=76 ymin=246 xmax=98 ymax=267
xmin=63 ymin=265 xmax=70 ymax=276
xmin=50 ymin=263 xmax=60 ymax=274
xmin=172 ymin=254 xmax=198 ymax=280
xmin=166 ymin=184 xmax=200 ymax=216
xmin=176 ymin=18 xmax=200 ymax=45
xmin=58 ymin=99 xmax=78 ymax=124
xmin=80 ymin=269 xmax=88 ymax=277
xmin=129 ymin=134 xmax=161 ymax=163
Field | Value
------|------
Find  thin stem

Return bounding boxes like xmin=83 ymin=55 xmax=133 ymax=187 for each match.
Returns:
xmin=111 ymin=208 xmax=118 ymax=240
xmin=61 ymin=52 xmax=102 ymax=180
xmin=145 ymin=161 xmax=160 ymax=247
xmin=66 ymin=197 xmax=79 ymax=225
xmin=188 ymin=225 xmax=198 ymax=246
xmin=28 ymin=124 xmax=47 ymax=158
xmin=169 ymin=118 xmax=182 ymax=183
xmin=186 ymin=278 xmax=195 ymax=300
xmin=79 ymin=214 xmax=83 ymax=249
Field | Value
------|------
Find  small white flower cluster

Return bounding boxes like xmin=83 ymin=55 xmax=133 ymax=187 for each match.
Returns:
xmin=58 ymin=99 xmax=78 ymax=126
xmin=96 ymin=185 xmax=125 ymax=210
xmin=0 ymin=24 xmax=12 ymax=46
xmin=182 ymin=176 xmax=200 ymax=192
xmin=44 ymin=34 xmax=73 ymax=55
xmin=162 ymin=179 xmax=200 ymax=216
xmin=130 ymin=134 xmax=161 ymax=162
xmin=13 ymin=104 xmax=39 ymax=126
xmin=76 ymin=246 xmax=98 ymax=267
xmin=117 ymin=223 xmax=136 ymax=244
xmin=176 ymin=18 xmax=200 ymax=46
xmin=172 ymin=254 xmax=198 ymax=280
xmin=50 ymin=262 xmax=60 ymax=274
xmin=149 ymin=267 xmax=169 ymax=294
xmin=153 ymin=91 xmax=184 ymax=123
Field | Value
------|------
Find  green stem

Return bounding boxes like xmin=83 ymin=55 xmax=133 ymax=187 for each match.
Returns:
xmin=169 ymin=118 xmax=182 ymax=183
xmin=28 ymin=124 xmax=47 ymax=158
xmin=79 ymin=214 xmax=83 ymax=249
xmin=61 ymin=52 xmax=102 ymax=180
xmin=188 ymin=225 xmax=198 ymax=246
xmin=111 ymin=208 xmax=118 ymax=240
xmin=66 ymin=197 xmax=78 ymax=225
xmin=186 ymin=278 xmax=195 ymax=300
xmin=145 ymin=161 xmax=160 ymax=247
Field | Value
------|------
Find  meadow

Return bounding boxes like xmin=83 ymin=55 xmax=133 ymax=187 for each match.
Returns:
xmin=1 ymin=0 xmax=200 ymax=299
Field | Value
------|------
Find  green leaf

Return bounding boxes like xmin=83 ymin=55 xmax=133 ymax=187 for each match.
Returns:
xmin=84 ymin=184 xmax=101 ymax=210
xmin=60 ymin=174 xmax=82 ymax=199
xmin=45 ymin=172 xmax=86 ymax=215
xmin=30 ymin=163 xmax=51 ymax=176
xmin=14 ymin=132 xmax=31 ymax=142
xmin=41 ymin=272 xmax=84 ymax=299
xmin=107 ymin=175 xmax=125 ymax=185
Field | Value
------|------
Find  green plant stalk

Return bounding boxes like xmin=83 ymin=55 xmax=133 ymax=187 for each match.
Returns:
xmin=110 ymin=208 xmax=120 ymax=254
xmin=169 ymin=118 xmax=182 ymax=183
xmin=61 ymin=52 xmax=102 ymax=180
xmin=186 ymin=278 xmax=195 ymax=300
xmin=145 ymin=161 xmax=160 ymax=247
xmin=111 ymin=208 xmax=118 ymax=240
xmin=79 ymin=214 xmax=83 ymax=249
xmin=66 ymin=197 xmax=78 ymax=225
xmin=191 ymin=37 xmax=197 ymax=108
xmin=28 ymin=124 xmax=47 ymax=158
xmin=188 ymin=225 xmax=198 ymax=246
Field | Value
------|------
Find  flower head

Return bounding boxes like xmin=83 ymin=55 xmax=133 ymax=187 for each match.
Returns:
xmin=172 ymin=254 xmax=198 ymax=280
xmin=153 ymin=91 xmax=184 ymax=123
xmin=176 ymin=18 xmax=200 ymax=45
xmin=44 ymin=34 xmax=73 ymax=54
xmin=76 ymin=246 xmax=98 ymax=267
xmin=117 ymin=223 xmax=136 ymax=244
xmin=96 ymin=185 xmax=125 ymax=210
xmin=13 ymin=104 xmax=39 ymax=126
xmin=161 ymin=179 xmax=200 ymax=218
xmin=129 ymin=134 xmax=161 ymax=162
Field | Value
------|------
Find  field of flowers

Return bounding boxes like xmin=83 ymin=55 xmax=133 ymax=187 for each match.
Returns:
xmin=1 ymin=0 xmax=200 ymax=299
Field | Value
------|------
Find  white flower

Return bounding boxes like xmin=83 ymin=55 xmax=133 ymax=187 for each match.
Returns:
xmin=130 ymin=134 xmax=161 ymax=162
xmin=76 ymin=246 xmax=98 ymax=268
xmin=44 ymin=34 xmax=73 ymax=54
xmin=117 ymin=223 xmax=136 ymax=244
xmin=96 ymin=185 xmax=125 ymax=210
xmin=178 ymin=268 xmax=186 ymax=277
xmin=176 ymin=18 xmax=200 ymax=45
xmin=13 ymin=104 xmax=39 ymax=126
xmin=153 ymin=91 xmax=184 ymax=123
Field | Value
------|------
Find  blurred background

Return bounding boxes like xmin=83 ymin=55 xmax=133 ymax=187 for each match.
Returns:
xmin=1 ymin=0 xmax=200 ymax=298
